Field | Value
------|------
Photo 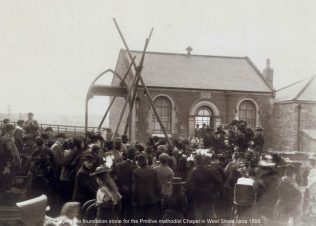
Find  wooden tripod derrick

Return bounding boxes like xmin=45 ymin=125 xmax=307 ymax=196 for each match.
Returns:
xmin=85 ymin=19 xmax=172 ymax=146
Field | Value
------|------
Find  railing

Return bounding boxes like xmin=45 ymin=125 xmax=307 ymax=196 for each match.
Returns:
xmin=0 ymin=121 xmax=102 ymax=137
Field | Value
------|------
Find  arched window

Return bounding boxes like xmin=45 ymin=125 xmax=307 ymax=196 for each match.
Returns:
xmin=152 ymin=96 xmax=172 ymax=134
xmin=195 ymin=106 xmax=214 ymax=130
xmin=239 ymin=100 xmax=256 ymax=128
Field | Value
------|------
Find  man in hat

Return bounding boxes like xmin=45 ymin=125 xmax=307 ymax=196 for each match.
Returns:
xmin=23 ymin=112 xmax=39 ymax=136
xmin=133 ymin=153 xmax=161 ymax=222
xmin=186 ymin=154 xmax=221 ymax=221
xmin=274 ymin=164 xmax=302 ymax=226
xmin=162 ymin=177 xmax=187 ymax=223
xmin=254 ymin=127 xmax=264 ymax=153
xmin=0 ymin=124 xmax=21 ymax=192
xmin=154 ymin=153 xmax=174 ymax=197
xmin=26 ymin=137 xmax=58 ymax=214
xmin=256 ymin=154 xmax=280 ymax=221
xmin=114 ymin=147 xmax=138 ymax=222
xmin=72 ymin=153 xmax=97 ymax=205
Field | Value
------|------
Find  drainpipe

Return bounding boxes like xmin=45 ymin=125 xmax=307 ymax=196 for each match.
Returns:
xmin=297 ymin=103 xmax=302 ymax=151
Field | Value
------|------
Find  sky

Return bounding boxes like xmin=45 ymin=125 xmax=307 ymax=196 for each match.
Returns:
xmin=1 ymin=0 xmax=316 ymax=125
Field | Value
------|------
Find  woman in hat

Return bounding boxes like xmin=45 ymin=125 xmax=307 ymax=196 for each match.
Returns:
xmin=161 ymin=177 xmax=187 ymax=224
xmin=91 ymin=166 xmax=122 ymax=226
xmin=72 ymin=153 xmax=98 ymax=205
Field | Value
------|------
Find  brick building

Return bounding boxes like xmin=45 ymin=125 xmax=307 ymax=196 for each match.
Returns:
xmin=273 ymin=75 xmax=316 ymax=152
xmin=110 ymin=49 xmax=275 ymax=146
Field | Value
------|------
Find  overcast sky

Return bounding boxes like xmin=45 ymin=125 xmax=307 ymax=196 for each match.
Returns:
xmin=1 ymin=0 xmax=316 ymax=122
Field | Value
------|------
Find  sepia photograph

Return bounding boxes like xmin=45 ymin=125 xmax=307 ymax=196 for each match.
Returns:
xmin=1 ymin=0 xmax=316 ymax=225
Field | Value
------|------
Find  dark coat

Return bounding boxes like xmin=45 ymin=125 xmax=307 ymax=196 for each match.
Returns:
xmin=186 ymin=165 xmax=221 ymax=204
xmin=254 ymin=134 xmax=264 ymax=153
xmin=72 ymin=165 xmax=97 ymax=205
xmin=1 ymin=134 xmax=21 ymax=169
xmin=114 ymin=160 xmax=138 ymax=200
xmin=132 ymin=166 xmax=161 ymax=206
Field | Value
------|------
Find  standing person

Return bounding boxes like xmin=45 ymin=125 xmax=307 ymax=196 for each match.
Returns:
xmin=194 ymin=124 xmax=200 ymax=138
xmin=26 ymin=137 xmax=58 ymax=215
xmin=59 ymin=138 xmax=82 ymax=203
xmin=274 ymin=164 xmax=302 ymax=226
xmin=105 ymin=128 xmax=113 ymax=141
xmin=254 ymin=127 xmax=264 ymax=153
xmin=161 ymin=177 xmax=187 ymax=224
xmin=1 ymin=118 xmax=10 ymax=137
xmin=44 ymin=127 xmax=55 ymax=148
xmin=23 ymin=112 xmax=39 ymax=136
xmin=154 ymin=153 xmax=174 ymax=197
xmin=91 ymin=166 xmax=122 ymax=226
xmin=256 ymin=155 xmax=280 ymax=222
xmin=114 ymin=147 xmax=138 ymax=223
xmin=186 ymin=154 xmax=220 ymax=222
xmin=51 ymin=133 xmax=66 ymax=177
xmin=72 ymin=153 xmax=97 ymax=205
xmin=0 ymin=124 xmax=21 ymax=192
xmin=14 ymin=120 xmax=24 ymax=153
xmin=133 ymin=154 xmax=161 ymax=224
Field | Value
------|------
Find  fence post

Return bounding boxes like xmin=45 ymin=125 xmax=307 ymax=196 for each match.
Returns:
xmin=74 ymin=126 xmax=76 ymax=137
xmin=57 ymin=125 xmax=60 ymax=133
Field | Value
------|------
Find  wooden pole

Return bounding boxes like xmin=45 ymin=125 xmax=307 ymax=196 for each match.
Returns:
xmin=113 ymin=18 xmax=172 ymax=146
xmin=111 ymin=54 xmax=146 ymax=139
xmin=124 ymin=33 xmax=152 ymax=135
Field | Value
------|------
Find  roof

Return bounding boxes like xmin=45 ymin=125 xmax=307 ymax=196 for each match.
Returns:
xmin=116 ymin=49 xmax=274 ymax=93
xmin=275 ymin=75 xmax=316 ymax=103
xmin=302 ymin=129 xmax=316 ymax=140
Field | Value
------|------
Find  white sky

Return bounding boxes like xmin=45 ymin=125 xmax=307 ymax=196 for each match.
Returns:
xmin=1 ymin=0 xmax=316 ymax=121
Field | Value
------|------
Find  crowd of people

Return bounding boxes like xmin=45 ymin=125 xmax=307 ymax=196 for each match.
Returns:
xmin=1 ymin=113 xmax=316 ymax=226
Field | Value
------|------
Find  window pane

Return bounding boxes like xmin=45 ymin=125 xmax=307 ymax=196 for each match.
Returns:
xmin=239 ymin=100 xmax=256 ymax=128
xmin=153 ymin=97 xmax=172 ymax=134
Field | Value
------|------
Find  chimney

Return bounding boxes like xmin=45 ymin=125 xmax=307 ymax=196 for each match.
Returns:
xmin=263 ymin=58 xmax=273 ymax=86
xmin=186 ymin=46 xmax=193 ymax=55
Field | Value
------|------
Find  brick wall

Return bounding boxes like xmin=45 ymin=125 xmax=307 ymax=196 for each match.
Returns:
xmin=272 ymin=102 xmax=316 ymax=151
xmin=132 ymin=87 xmax=273 ymax=147
xmin=272 ymin=103 xmax=298 ymax=151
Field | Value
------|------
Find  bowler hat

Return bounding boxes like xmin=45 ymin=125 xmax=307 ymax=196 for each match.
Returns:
xmin=168 ymin=177 xmax=186 ymax=185
xmin=90 ymin=166 xmax=111 ymax=176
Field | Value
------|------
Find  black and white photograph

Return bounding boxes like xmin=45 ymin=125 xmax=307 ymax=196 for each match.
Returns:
xmin=1 ymin=0 xmax=316 ymax=225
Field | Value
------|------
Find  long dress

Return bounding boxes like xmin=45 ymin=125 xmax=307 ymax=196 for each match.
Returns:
xmin=96 ymin=186 xmax=122 ymax=226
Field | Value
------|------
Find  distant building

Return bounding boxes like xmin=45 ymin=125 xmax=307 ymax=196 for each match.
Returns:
xmin=273 ymin=75 xmax=316 ymax=152
xmin=110 ymin=49 xmax=275 ymax=147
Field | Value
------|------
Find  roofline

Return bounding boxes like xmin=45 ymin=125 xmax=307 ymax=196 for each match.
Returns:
xmin=276 ymin=76 xmax=311 ymax=92
xmin=119 ymin=49 xmax=275 ymax=93
xmin=141 ymin=85 xmax=274 ymax=94
xmin=293 ymin=75 xmax=316 ymax=100
xmin=275 ymin=100 xmax=316 ymax=104
xmin=245 ymin=56 xmax=275 ymax=92
xmin=121 ymin=48 xmax=247 ymax=60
